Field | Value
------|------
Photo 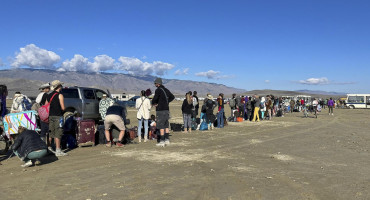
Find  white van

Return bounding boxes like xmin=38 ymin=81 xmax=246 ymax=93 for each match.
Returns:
xmin=346 ymin=94 xmax=370 ymax=109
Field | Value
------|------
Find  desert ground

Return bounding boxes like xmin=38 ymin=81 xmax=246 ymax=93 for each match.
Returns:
xmin=1 ymin=101 xmax=369 ymax=200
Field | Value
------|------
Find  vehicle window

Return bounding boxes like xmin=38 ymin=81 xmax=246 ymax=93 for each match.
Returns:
xmin=95 ymin=90 xmax=107 ymax=100
xmin=84 ymin=89 xmax=95 ymax=100
xmin=348 ymin=96 xmax=364 ymax=103
xmin=61 ymin=89 xmax=80 ymax=99
xmin=366 ymin=96 xmax=370 ymax=104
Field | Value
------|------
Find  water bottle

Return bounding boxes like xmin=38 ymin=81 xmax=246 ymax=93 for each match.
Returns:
xmin=59 ymin=117 xmax=64 ymax=128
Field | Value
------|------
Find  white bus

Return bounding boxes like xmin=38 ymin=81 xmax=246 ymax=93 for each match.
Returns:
xmin=346 ymin=94 xmax=370 ymax=109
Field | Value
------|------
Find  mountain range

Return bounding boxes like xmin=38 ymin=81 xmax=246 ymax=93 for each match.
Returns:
xmin=0 ymin=69 xmax=346 ymax=98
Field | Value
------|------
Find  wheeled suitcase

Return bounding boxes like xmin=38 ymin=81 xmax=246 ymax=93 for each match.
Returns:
xmin=3 ymin=110 xmax=39 ymax=138
xmin=76 ymin=119 xmax=95 ymax=147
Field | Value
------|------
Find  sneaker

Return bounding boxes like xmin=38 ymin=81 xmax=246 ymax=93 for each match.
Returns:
xmin=138 ymin=138 xmax=141 ymax=143
xmin=116 ymin=142 xmax=124 ymax=147
xmin=144 ymin=139 xmax=148 ymax=143
xmin=21 ymin=160 xmax=33 ymax=168
xmin=48 ymin=147 xmax=55 ymax=154
xmin=106 ymin=141 xmax=112 ymax=147
xmin=165 ymin=139 xmax=170 ymax=145
xmin=34 ymin=159 xmax=41 ymax=165
xmin=55 ymin=151 xmax=68 ymax=157
xmin=156 ymin=141 xmax=165 ymax=147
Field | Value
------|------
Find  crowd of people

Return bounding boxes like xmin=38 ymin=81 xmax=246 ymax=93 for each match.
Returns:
xmin=0 ymin=77 xmax=340 ymax=168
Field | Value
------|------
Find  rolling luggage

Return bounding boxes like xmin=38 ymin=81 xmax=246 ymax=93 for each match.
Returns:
xmin=76 ymin=119 xmax=95 ymax=147
xmin=3 ymin=110 xmax=39 ymax=138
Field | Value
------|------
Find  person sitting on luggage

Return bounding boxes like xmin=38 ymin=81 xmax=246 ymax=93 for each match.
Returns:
xmin=10 ymin=92 xmax=32 ymax=113
xmin=11 ymin=126 xmax=48 ymax=168
xmin=104 ymin=103 xmax=126 ymax=147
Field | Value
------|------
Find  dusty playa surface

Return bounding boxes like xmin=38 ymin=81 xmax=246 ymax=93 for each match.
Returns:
xmin=1 ymin=104 xmax=370 ymax=200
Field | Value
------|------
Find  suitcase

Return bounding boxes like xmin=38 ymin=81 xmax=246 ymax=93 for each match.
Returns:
xmin=3 ymin=110 xmax=39 ymax=138
xmin=127 ymin=126 xmax=137 ymax=140
xmin=170 ymin=123 xmax=183 ymax=132
xmin=76 ymin=119 xmax=95 ymax=147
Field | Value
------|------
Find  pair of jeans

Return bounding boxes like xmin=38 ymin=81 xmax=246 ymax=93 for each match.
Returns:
xmin=217 ymin=108 xmax=224 ymax=128
xmin=138 ymin=118 xmax=148 ymax=139
xmin=15 ymin=149 xmax=47 ymax=162
xmin=183 ymin=113 xmax=192 ymax=129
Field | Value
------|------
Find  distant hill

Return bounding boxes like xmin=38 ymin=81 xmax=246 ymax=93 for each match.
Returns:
xmin=0 ymin=69 xmax=246 ymax=97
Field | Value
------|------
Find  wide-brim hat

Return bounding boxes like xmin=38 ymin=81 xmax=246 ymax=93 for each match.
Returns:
xmin=39 ymin=83 xmax=50 ymax=90
xmin=207 ymin=94 xmax=213 ymax=99
xmin=51 ymin=80 xmax=64 ymax=90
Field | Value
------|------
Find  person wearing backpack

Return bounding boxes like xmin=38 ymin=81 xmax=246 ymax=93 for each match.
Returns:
xmin=246 ymin=96 xmax=252 ymax=121
xmin=252 ymin=95 xmax=261 ymax=122
xmin=46 ymin=80 xmax=67 ymax=157
xmin=36 ymin=83 xmax=51 ymax=142
xmin=229 ymin=93 xmax=237 ymax=119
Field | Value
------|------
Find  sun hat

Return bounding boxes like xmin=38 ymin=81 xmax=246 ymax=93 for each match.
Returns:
xmin=51 ymin=80 xmax=64 ymax=90
xmin=207 ymin=94 xmax=213 ymax=99
xmin=39 ymin=83 xmax=50 ymax=90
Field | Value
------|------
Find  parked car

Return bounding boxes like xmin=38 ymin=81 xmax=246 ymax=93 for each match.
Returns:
xmin=61 ymin=87 xmax=112 ymax=120
xmin=122 ymin=96 xmax=140 ymax=107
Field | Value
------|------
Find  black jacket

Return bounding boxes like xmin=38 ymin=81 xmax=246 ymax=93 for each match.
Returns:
xmin=106 ymin=105 xmax=126 ymax=120
xmin=152 ymin=85 xmax=175 ymax=111
xmin=182 ymin=99 xmax=193 ymax=114
xmin=11 ymin=130 xmax=47 ymax=160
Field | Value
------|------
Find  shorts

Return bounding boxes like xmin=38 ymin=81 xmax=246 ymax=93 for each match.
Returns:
xmin=104 ymin=115 xmax=125 ymax=131
xmin=156 ymin=110 xmax=170 ymax=129
xmin=49 ymin=116 xmax=63 ymax=139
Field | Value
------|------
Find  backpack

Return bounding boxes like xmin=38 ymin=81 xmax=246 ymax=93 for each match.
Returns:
xmin=21 ymin=96 xmax=32 ymax=111
xmin=199 ymin=121 xmax=208 ymax=131
xmin=229 ymin=98 xmax=236 ymax=107
xmin=38 ymin=93 xmax=58 ymax=123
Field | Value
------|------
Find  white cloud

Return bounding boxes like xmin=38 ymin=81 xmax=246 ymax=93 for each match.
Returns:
xmin=175 ymin=68 xmax=189 ymax=75
xmin=298 ymin=77 xmax=330 ymax=85
xmin=117 ymin=56 xmax=174 ymax=76
xmin=11 ymin=44 xmax=60 ymax=68
xmin=195 ymin=70 xmax=232 ymax=79
xmin=90 ymin=55 xmax=116 ymax=72
xmin=265 ymin=80 xmax=270 ymax=83
xmin=58 ymin=54 xmax=90 ymax=72
xmin=59 ymin=54 xmax=115 ymax=73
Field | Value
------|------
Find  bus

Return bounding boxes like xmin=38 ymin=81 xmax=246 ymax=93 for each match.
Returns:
xmin=346 ymin=94 xmax=370 ymax=109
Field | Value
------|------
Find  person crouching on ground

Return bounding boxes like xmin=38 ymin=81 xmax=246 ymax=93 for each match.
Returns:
xmin=182 ymin=92 xmax=193 ymax=133
xmin=104 ymin=103 xmax=126 ymax=147
xmin=136 ymin=90 xmax=151 ymax=142
xmin=11 ymin=126 xmax=48 ymax=168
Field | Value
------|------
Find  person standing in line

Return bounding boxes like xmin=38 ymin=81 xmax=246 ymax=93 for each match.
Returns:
xmin=136 ymin=90 xmax=151 ymax=142
xmin=36 ymin=83 xmax=50 ymax=142
xmin=229 ymin=93 xmax=237 ymax=119
xmin=216 ymin=93 xmax=225 ymax=128
xmin=328 ymin=97 xmax=334 ymax=115
xmin=290 ymin=99 xmax=295 ymax=113
xmin=246 ymin=96 xmax=252 ymax=121
xmin=260 ymin=96 xmax=266 ymax=120
xmin=205 ymin=94 xmax=216 ymax=130
xmin=252 ymin=95 xmax=261 ymax=122
xmin=99 ymin=94 xmax=114 ymax=121
xmin=192 ymin=91 xmax=199 ymax=119
xmin=182 ymin=92 xmax=193 ymax=133
xmin=152 ymin=78 xmax=175 ymax=147
xmin=47 ymin=80 xmax=67 ymax=156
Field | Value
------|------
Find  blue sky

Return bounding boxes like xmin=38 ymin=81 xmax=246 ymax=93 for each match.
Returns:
xmin=0 ymin=0 xmax=369 ymax=93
